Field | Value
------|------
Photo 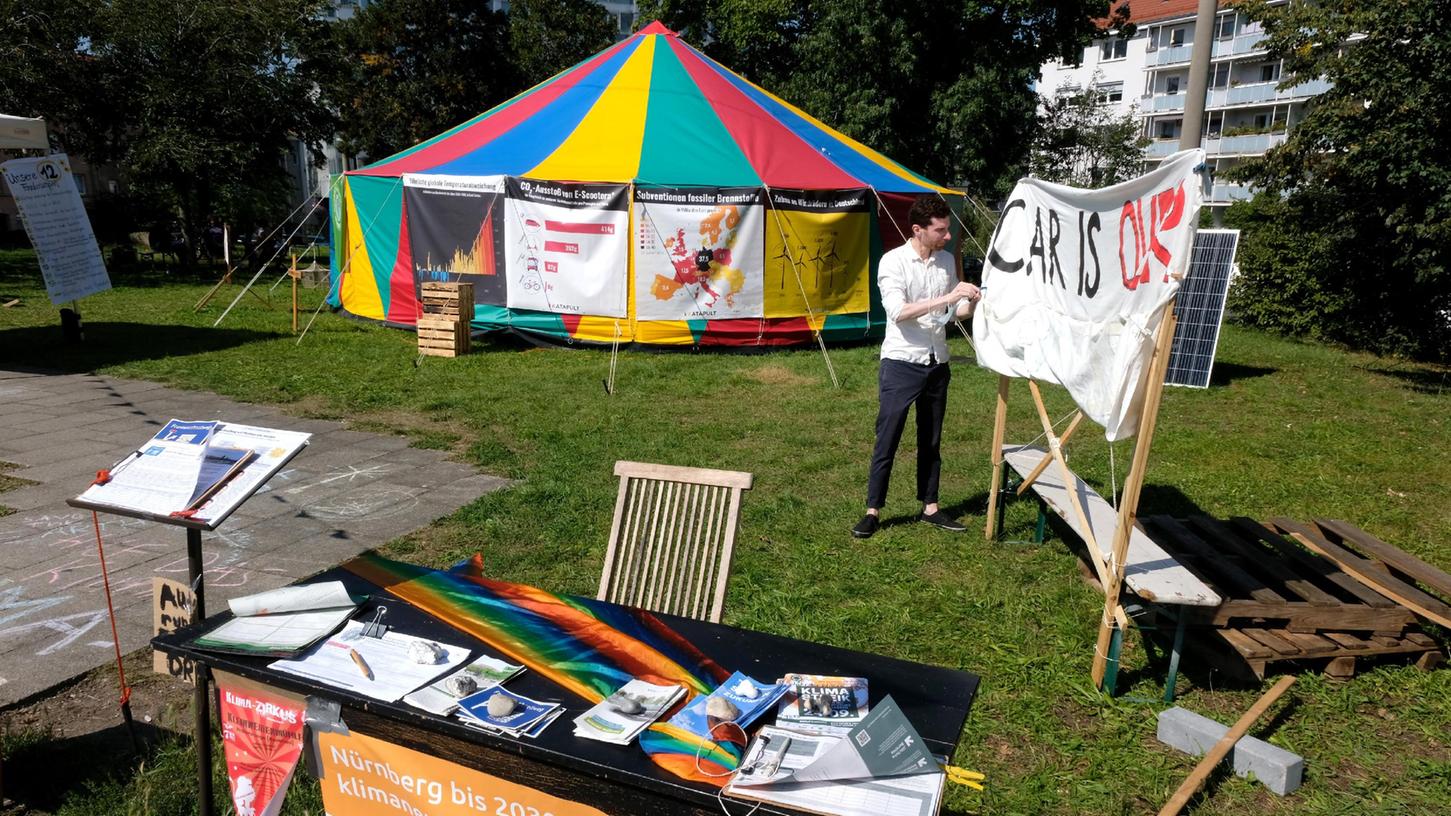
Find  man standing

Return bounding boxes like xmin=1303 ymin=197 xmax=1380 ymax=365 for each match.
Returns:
xmin=852 ymin=196 xmax=980 ymax=539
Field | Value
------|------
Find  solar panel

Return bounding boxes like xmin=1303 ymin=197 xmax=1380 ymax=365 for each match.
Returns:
xmin=1165 ymin=228 xmax=1240 ymax=388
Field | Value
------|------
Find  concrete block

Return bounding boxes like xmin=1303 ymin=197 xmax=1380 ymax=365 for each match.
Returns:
xmin=1157 ymin=706 xmax=1304 ymax=796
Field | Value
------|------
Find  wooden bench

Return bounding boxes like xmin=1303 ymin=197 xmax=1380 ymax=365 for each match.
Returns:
xmin=996 ymin=444 xmax=1220 ymax=698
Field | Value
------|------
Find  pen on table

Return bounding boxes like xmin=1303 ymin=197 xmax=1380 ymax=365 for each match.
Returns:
xmin=349 ymin=647 xmax=373 ymax=680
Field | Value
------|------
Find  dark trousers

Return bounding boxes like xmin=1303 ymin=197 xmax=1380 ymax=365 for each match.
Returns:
xmin=867 ymin=359 xmax=951 ymax=509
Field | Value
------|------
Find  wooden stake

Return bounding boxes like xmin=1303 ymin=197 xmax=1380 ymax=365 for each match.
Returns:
xmin=289 ymin=251 xmax=299 ymax=334
xmin=1016 ymin=411 xmax=1084 ymax=496
xmin=1029 ymin=381 xmax=1101 ymax=561
xmin=984 ymin=375 xmax=1010 ymax=539
xmin=1092 ymin=306 xmax=1180 ymax=688
xmin=1157 ymin=675 xmax=1296 ymax=816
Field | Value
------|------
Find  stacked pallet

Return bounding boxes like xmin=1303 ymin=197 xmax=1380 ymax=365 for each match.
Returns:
xmin=417 ymin=282 xmax=474 ymax=357
xmin=1143 ymin=516 xmax=1446 ymax=679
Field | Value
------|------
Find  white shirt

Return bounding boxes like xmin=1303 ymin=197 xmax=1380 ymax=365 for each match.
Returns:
xmin=878 ymin=242 xmax=958 ymax=364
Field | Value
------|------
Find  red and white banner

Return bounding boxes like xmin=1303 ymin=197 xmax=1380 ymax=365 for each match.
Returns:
xmin=503 ymin=177 xmax=629 ymax=317
xmin=973 ymin=149 xmax=1204 ymax=440
xmin=216 ymin=672 xmax=307 ymax=816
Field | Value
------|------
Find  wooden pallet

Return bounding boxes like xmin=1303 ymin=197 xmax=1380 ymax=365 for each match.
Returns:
xmin=417 ymin=282 xmax=473 ymax=357
xmin=420 ymin=281 xmax=475 ymax=322
xmin=1143 ymin=515 xmax=1415 ymax=634
xmin=1268 ymin=518 xmax=1451 ymax=630
xmin=1208 ymin=626 xmax=1442 ymax=680
xmin=417 ymin=316 xmax=469 ymax=357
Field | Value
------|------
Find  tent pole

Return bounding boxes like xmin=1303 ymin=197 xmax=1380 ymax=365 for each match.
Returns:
xmin=1091 ymin=303 xmax=1180 ymax=688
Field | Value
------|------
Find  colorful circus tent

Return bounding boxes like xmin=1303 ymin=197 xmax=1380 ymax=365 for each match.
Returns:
xmin=329 ymin=21 xmax=964 ymax=347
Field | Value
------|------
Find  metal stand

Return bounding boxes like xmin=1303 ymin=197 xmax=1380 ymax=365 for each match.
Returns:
xmin=67 ymin=435 xmax=307 ymax=816
xmin=187 ymin=528 xmax=215 ymax=816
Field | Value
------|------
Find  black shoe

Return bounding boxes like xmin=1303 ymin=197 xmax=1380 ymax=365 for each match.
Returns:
xmin=919 ymin=510 xmax=967 ymax=532
xmin=851 ymin=514 xmax=880 ymax=539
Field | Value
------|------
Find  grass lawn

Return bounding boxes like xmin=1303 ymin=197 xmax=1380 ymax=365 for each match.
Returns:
xmin=0 ymin=248 xmax=1448 ymax=815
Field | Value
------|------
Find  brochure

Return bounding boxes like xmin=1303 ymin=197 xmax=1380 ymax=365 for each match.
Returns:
xmin=776 ymin=674 xmax=870 ymax=735
xmin=403 ymin=655 xmax=525 ymax=717
xmin=724 ymin=725 xmax=945 ymax=816
xmin=76 ymin=419 xmax=309 ymax=523
xmin=573 ymin=680 xmax=685 ymax=745
xmin=669 ymin=672 xmax=789 ymax=739
xmin=456 ymin=687 xmax=560 ymax=737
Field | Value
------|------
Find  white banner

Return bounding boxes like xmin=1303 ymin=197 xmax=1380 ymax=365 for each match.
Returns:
xmin=503 ymin=177 xmax=629 ymax=317
xmin=1 ymin=154 xmax=111 ymax=305
xmin=973 ymin=149 xmax=1204 ymax=440
xmin=633 ymin=187 xmax=764 ymax=320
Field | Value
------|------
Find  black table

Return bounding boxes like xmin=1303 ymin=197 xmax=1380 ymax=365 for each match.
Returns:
xmin=154 ymin=567 xmax=980 ymax=816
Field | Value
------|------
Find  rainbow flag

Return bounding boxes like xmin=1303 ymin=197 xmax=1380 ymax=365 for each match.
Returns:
xmin=344 ymin=552 xmax=743 ymax=783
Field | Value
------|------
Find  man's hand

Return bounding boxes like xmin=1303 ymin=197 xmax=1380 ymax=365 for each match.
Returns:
xmin=950 ymin=281 xmax=982 ymax=304
xmin=951 ymin=282 xmax=982 ymax=318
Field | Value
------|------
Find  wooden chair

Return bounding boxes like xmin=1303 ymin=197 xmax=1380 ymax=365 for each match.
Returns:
xmin=598 ymin=461 xmax=753 ymax=623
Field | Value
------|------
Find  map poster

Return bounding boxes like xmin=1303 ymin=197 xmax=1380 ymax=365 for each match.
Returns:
xmin=762 ymin=188 xmax=871 ymax=318
xmin=215 ymin=671 xmax=306 ymax=816
xmin=0 ymin=154 xmax=111 ymax=305
xmin=633 ymin=186 xmax=765 ymax=321
xmin=503 ymin=177 xmax=629 ymax=318
xmin=403 ymin=174 xmax=507 ymax=307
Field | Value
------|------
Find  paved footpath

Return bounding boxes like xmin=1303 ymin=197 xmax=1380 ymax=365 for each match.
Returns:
xmin=0 ymin=368 xmax=508 ymax=707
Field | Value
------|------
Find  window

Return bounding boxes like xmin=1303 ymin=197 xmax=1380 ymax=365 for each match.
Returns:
xmin=108 ymin=179 xmax=119 ymax=194
xmin=1099 ymin=36 xmax=1128 ymax=61
xmin=1158 ymin=120 xmax=1179 ymax=139
xmin=1095 ymin=82 xmax=1124 ymax=105
xmin=1253 ymin=113 xmax=1269 ymax=130
xmin=1260 ymin=63 xmax=1281 ymax=82
xmin=618 ymin=11 xmax=634 ymax=35
xmin=1170 ymin=27 xmax=1186 ymax=47
xmin=74 ymin=174 xmax=87 ymax=196
xmin=1212 ymin=63 xmax=1230 ymax=89
xmin=1217 ymin=13 xmax=1236 ymax=39
xmin=1166 ymin=76 xmax=1181 ymax=95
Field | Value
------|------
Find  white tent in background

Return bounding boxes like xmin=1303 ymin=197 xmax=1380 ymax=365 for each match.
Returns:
xmin=0 ymin=114 xmax=48 ymax=150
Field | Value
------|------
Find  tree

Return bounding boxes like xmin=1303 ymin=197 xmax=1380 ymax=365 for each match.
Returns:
xmin=1029 ymin=76 xmax=1147 ymax=187
xmin=635 ymin=0 xmax=1122 ymax=197
xmin=3 ymin=0 xmax=336 ymax=259
xmin=1227 ymin=0 xmax=1451 ymax=360
xmin=322 ymin=0 xmax=516 ymax=163
xmin=509 ymin=0 xmax=618 ymax=89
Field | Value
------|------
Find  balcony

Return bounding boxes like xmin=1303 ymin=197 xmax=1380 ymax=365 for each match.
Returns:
xmin=1146 ymin=139 xmax=1181 ymax=158
xmin=1152 ymin=44 xmax=1195 ymax=66
xmin=1208 ymin=132 xmax=1289 ymax=155
xmin=1208 ymin=182 xmax=1255 ymax=203
xmin=1146 ymin=93 xmax=1186 ymax=112
xmin=1145 ymin=132 xmax=1288 ymax=159
xmin=1211 ymin=32 xmax=1268 ymax=58
xmin=1140 ymin=77 xmax=1332 ymax=116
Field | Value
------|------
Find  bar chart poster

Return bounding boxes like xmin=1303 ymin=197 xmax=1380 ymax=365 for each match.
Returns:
xmin=503 ymin=177 xmax=629 ymax=317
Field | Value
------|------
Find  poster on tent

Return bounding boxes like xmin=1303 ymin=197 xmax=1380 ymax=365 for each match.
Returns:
xmin=762 ymin=188 xmax=871 ymax=318
xmin=503 ymin=177 xmax=629 ymax=317
xmin=216 ymin=671 xmax=306 ymax=816
xmin=633 ymin=186 xmax=765 ymax=321
xmin=0 ymin=154 xmax=111 ymax=305
xmin=972 ymin=148 xmax=1205 ymax=441
xmin=403 ymin=174 xmax=508 ymax=306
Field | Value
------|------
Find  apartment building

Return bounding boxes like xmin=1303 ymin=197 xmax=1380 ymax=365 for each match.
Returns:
xmin=1039 ymin=0 xmax=1328 ymax=210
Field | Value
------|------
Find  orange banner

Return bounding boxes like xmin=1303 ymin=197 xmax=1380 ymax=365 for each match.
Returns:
xmin=317 ymin=729 xmax=610 ymax=816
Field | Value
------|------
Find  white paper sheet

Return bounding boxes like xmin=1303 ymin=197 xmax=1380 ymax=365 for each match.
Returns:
xmin=229 ymin=582 xmax=355 ymax=617
xmin=269 ymin=621 xmax=469 ymax=702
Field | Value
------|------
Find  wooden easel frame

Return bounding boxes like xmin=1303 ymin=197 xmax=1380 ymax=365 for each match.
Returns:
xmin=983 ymin=301 xmax=1180 ymax=689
